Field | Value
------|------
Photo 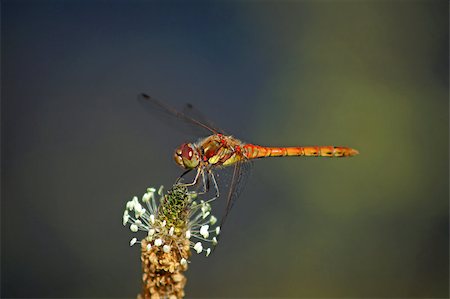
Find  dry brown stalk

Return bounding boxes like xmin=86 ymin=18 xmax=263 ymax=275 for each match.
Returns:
xmin=139 ymin=239 xmax=190 ymax=299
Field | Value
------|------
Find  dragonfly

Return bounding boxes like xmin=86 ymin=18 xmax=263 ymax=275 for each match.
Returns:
xmin=138 ymin=93 xmax=359 ymax=227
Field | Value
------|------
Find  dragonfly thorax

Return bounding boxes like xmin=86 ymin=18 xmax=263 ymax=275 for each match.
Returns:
xmin=174 ymin=143 xmax=200 ymax=169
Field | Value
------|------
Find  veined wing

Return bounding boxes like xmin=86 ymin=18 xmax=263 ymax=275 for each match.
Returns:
xmin=138 ymin=93 xmax=224 ymax=136
xmin=182 ymin=102 xmax=227 ymax=136
xmin=220 ymin=160 xmax=253 ymax=228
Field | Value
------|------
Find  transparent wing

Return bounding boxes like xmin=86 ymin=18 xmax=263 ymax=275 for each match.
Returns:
xmin=138 ymin=93 xmax=222 ymax=137
xmin=182 ymin=103 xmax=227 ymax=136
xmin=220 ymin=160 xmax=253 ymax=228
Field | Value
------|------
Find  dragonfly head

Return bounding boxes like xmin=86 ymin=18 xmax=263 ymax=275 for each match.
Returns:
xmin=174 ymin=143 xmax=200 ymax=169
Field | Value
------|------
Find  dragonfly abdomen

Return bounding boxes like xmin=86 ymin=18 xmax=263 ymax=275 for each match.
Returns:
xmin=243 ymin=144 xmax=359 ymax=159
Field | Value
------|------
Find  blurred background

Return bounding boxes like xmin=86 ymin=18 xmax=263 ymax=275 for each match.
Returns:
xmin=2 ymin=0 xmax=448 ymax=298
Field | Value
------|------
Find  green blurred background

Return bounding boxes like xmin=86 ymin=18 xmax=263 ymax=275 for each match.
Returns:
xmin=2 ymin=0 xmax=448 ymax=298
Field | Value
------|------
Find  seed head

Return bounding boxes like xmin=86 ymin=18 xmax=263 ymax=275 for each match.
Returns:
xmin=123 ymin=184 xmax=221 ymax=298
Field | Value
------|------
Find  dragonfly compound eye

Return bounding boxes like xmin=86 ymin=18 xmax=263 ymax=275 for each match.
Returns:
xmin=181 ymin=143 xmax=199 ymax=169
xmin=181 ymin=144 xmax=194 ymax=160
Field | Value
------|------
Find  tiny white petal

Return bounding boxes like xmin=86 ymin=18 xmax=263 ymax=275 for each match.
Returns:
xmin=134 ymin=219 xmax=142 ymax=225
xmin=180 ymin=258 xmax=187 ymax=266
xmin=134 ymin=203 xmax=142 ymax=213
xmin=206 ymin=248 xmax=211 ymax=257
xmin=212 ymin=237 xmax=218 ymax=245
xmin=154 ymin=238 xmax=163 ymax=246
xmin=161 ymin=220 xmax=166 ymax=227
xmin=209 ymin=215 xmax=217 ymax=225
xmin=163 ymin=245 xmax=171 ymax=253
xmin=134 ymin=205 xmax=143 ymax=218
xmin=193 ymin=242 xmax=203 ymax=254
xmin=201 ymin=204 xmax=209 ymax=214
xmin=126 ymin=200 xmax=134 ymax=210
xmin=130 ymin=224 xmax=138 ymax=232
xmin=130 ymin=238 xmax=137 ymax=246
xmin=148 ymin=228 xmax=155 ymax=236
xmin=202 ymin=211 xmax=210 ymax=219
xmin=147 ymin=187 xmax=156 ymax=193
xmin=200 ymin=225 xmax=209 ymax=238
xmin=142 ymin=192 xmax=151 ymax=203
xmin=146 ymin=243 xmax=152 ymax=251
xmin=138 ymin=208 xmax=146 ymax=217
xmin=169 ymin=227 xmax=174 ymax=236
xmin=185 ymin=230 xmax=191 ymax=239
xmin=216 ymin=226 xmax=221 ymax=235
xmin=122 ymin=213 xmax=130 ymax=226
xmin=150 ymin=214 xmax=155 ymax=224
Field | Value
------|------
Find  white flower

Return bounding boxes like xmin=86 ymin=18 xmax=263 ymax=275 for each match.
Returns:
xmin=142 ymin=192 xmax=151 ymax=203
xmin=134 ymin=201 xmax=142 ymax=212
xmin=185 ymin=195 xmax=220 ymax=251
xmin=137 ymin=208 xmax=146 ymax=218
xmin=200 ymin=225 xmax=209 ymax=238
xmin=130 ymin=224 xmax=138 ymax=232
xmin=123 ymin=184 xmax=221 ymax=257
xmin=134 ymin=202 xmax=147 ymax=218
xmin=200 ymin=203 xmax=211 ymax=218
xmin=201 ymin=203 xmax=210 ymax=215
xmin=180 ymin=258 xmax=187 ymax=266
xmin=122 ymin=210 xmax=130 ymax=226
xmin=126 ymin=200 xmax=134 ymax=211
xmin=154 ymin=238 xmax=163 ymax=246
xmin=194 ymin=242 xmax=203 ymax=254
xmin=128 ymin=196 xmax=139 ymax=209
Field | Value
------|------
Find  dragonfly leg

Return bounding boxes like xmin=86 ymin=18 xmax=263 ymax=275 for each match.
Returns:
xmin=202 ymin=170 xmax=209 ymax=193
xmin=208 ymin=170 xmax=220 ymax=198
xmin=175 ymin=169 xmax=193 ymax=184
xmin=194 ymin=171 xmax=219 ymax=205
xmin=178 ymin=168 xmax=202 ymax=187
xmin=194 ymin=170 xmax=209 ymax=195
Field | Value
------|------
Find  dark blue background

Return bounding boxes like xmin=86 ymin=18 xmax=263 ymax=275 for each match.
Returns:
xmin=2 ymin=0 xmax=448 ymax=297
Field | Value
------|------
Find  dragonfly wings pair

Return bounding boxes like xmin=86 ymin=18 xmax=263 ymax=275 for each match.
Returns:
xmin=138 ymin=93 xmax=252 ymax=227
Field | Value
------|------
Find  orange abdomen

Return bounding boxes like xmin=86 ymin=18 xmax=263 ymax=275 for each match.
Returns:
xmin=243 ymin=144 xmax=359 ymax=159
